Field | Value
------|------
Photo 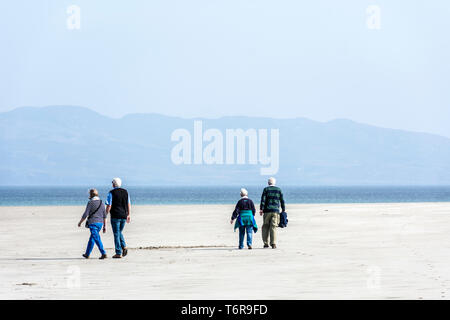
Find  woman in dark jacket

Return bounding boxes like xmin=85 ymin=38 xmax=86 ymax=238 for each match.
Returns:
xmin=230 ymin=188 xmax=258 ymax=249
xmin=78 ymin=189 xmax=107 ymax=259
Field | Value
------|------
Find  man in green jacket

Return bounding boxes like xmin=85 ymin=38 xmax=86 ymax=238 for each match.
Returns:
xmin=260 ymin=177 xmax=285 ymax=249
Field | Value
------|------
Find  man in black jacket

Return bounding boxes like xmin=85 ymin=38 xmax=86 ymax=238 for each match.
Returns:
xmin=106 ymin=177 xmax=131 ymax=258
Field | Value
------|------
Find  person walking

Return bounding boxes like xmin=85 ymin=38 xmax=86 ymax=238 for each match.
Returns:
xmin=260 ymin=177 xmax=285 ymax=249
xmin=105 ymin=178 xmax=131 ymax=258
xmin=230 ymin=188 xmax=258 ymax=250
xmin=78 ymin=188 xmax=107 ymax=259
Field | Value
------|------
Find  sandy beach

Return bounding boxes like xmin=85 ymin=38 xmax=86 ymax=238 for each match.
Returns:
xmin=1 ymin=202 xmax=450 ymax=299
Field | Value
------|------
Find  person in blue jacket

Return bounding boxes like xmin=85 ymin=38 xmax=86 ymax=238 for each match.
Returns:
xmin=230 ymin=188 xmax=258 ymax=249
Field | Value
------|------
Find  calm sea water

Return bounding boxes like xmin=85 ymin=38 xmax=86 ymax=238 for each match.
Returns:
xmin=0 ymin=186 xmax=449 ymax=206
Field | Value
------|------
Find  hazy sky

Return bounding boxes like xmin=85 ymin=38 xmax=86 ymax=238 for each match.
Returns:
xmin=1 ymin=1 xmax=450 ymax=137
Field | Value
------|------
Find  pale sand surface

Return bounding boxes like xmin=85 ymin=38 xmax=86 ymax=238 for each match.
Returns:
xmin=1 ymin=203 xmax=450 ymax=299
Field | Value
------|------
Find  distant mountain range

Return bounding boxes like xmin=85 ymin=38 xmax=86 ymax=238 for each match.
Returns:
xmin=1 ymin=105 xmax=450 ymax=186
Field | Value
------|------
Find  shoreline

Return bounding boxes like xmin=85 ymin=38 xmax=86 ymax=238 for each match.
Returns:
xmin=1 ymin=201 xmax=450 ymax=208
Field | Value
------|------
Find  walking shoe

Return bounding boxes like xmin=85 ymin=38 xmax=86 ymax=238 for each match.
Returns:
xmin=112 ymin=254 xmax=122 ymax=258
xmin=82 ymin=254 xmax=89 ymax=259
xmin=99 ymin=254 xmax=107 ymax=259
xmin=271 ymin=244 xmax=277 ymax=249
xmin=122 ymin=247 xmax=128 ymax=257
xmin=264 ymin=244 xmax=269 ymax=248
xmin=248 ymin=245 xmax=252 ymax=250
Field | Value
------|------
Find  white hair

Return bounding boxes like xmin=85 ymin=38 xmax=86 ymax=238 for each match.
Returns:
xmin=112 ymin=177 xmax=122 ymax=188
xmin=240 ymin=188 xmax=248 ymax=197
xmin=268 ymin=177 xmax=276 ymax=185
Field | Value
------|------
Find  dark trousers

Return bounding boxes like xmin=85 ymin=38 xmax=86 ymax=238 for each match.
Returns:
xmin=239 ymin=225 xmax=253 ymax=249
xmin=111 ymin=218 xmax=127 ymax=255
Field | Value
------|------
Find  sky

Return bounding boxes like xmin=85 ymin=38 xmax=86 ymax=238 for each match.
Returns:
xmin=1 ymin=1 xmax=450 ymax=137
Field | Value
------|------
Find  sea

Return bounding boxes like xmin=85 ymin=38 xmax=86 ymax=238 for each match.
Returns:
xmin=0 ymin=186 xmax=449 ymax=206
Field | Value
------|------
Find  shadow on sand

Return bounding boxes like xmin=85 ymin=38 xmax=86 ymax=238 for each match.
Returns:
xmin=191 ymin=247 xmax=268 ymax=251
xmin=0 ymin=257 xmax=86 ymax=261
xmin=0 ymin=245 xmax=268 ymax=260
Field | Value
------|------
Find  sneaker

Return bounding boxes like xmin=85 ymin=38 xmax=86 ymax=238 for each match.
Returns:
xmin=248 ymin=245 xmax=252 ymax=250
xmin=271 ymin=244 xmax=277 ymax=249
xmin=264 ymin=244 xmax=269 ymax=248
xmin=122 ymin=247 xmax=128 ymax=257
xmin=82 ymin=254 xmax=89 ymax=259
xmin=112 ymin=254 xmax=122 ymax=259
xmin=99 ymin=254 xmax=107 ymax=259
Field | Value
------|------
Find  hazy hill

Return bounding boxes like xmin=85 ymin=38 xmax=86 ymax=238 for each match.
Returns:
xmin=1 ymin=106 xmax=450 ymax=185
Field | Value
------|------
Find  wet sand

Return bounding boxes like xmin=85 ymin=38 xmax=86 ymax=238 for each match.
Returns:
xmin=1 ymin=202 xmax=450 ymax=299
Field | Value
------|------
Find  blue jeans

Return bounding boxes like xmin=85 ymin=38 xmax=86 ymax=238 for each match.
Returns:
xmin=239 ymin=225 xmax=253 ymax=249
xmin=111 ymin=218 xmax=127 ymax=255
xmin=85 ymin=223 xmax=106 ymax=256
